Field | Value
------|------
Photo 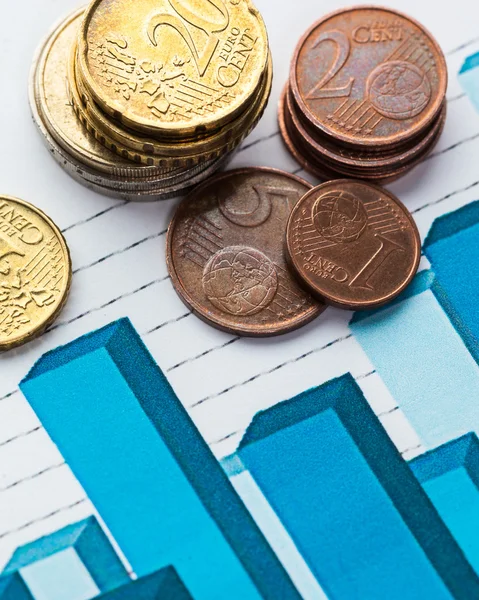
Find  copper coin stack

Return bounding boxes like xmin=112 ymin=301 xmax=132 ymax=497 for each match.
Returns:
xmin=279 ymin=7 xmax=448 ymax=184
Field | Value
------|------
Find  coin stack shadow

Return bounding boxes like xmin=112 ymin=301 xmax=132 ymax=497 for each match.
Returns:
xmin=279 ymin=8 xmax=448 ymax=184
xmin=30 ymin=3 xmax=272 ymax=201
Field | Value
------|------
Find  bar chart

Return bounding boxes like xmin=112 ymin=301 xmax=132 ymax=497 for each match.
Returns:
xmin=19 ymin=319 xmax=301 ymax=600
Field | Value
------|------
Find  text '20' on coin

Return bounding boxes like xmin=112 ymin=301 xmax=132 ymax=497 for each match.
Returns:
xmin=78 ymin=0 xmax=269 ymax=138
xmin=286 ymin=180 xmax=421 ymax=310
xmin=0 ymin=197 xmax=71 ymax=350
xmin=167 ymin=168 xmax=325 ymax=336
xmin=290 ymin=6 xmax=447 ymax=149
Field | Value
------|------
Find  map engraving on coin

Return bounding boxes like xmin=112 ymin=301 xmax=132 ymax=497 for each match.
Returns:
xmin=0 ymin=197 xmax=71 ymax=350
xmin=286 ymin=180 xmax=421 ymax=310
xmin=167 ymin=168 xmax=325 ymax=336
xmin=79 ymin=0 xmax=269 ymax=136
xmin=291 ymin=7 xmax=447 ymax=148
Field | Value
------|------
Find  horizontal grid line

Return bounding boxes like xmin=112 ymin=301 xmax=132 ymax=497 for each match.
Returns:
xmin=190 ymin=334 xmax=353 ymax=409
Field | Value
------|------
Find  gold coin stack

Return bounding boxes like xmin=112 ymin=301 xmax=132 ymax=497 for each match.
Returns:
xmin=30 ymin=1 xmax=272 ymax=201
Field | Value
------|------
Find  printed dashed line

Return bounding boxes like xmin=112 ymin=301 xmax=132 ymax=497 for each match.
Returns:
xmin=448 ymin=92 xmax=466 ymax=103
xmin=190 ymin=334 xmax=353 ymax=409
xmin=356 ymin=370 xmax=377 ymax=380
xmin=62 ymin=201 xmax=129 ymax=234
xmin=401 ymin=444 xmax=423 ymax=457
xmin=427 ymin=131 xmax=479 ymax=162
xmin=0 ymin=390 xmax=19 ymax=403
xmin=447 ymin=35 xmax=479 ymax=56
xmin=0 ymin=499 xmax=88 ymax=541
xmin=73 ymin=228 xmax=168 ymax=275
xmin=146 ymin=312 xmax=191 ymax=335
xmin=0 ymin=463 xmax=64 ymax=493
xmin=49 ymin=275 xmax=171 ymax=333
xmin=412 ymin=179 xmax=479 ymax=215
xmin=168 ymin=337 xmax=241 ymax=372
xmin=237 ymin=130 xmax=280 ymax=154
xmin=0 ymin=427 xmax=41 ymax=449
xmin=378 ymin=406 xmax=400 ymax=419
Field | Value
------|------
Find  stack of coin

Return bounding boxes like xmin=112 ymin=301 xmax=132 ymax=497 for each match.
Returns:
xmin=167 ymin=168 xmax=420 ymax=337
xmin=279 ymin=7 xmax=447 ymax=184
xmin=31 ymin=1 xmax=272 ymax=201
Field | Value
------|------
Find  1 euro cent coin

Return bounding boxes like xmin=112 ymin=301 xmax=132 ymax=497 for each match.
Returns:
xmin=286 ymin=180 xmax=421 ymax=310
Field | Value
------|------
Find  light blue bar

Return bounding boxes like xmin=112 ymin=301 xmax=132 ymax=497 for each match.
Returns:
xmin=237 ymin=374 xmax=479 ymax=600
xmin=424 ymin=201 xmax=479 ymax=362
xmin=459 ymin=53 xmax=479 ymax=112
xmin=93 ymin=567 xmax=192 ymax=600
xmin=0 ymin=574 xmax=34 ymax=600
xmin=3 ymin=517 xmax=129 ymax=596
xmin=20 ymin=549 xmax=100 ymax=600
xmin=20 ymin=319 xmax=301 ymax=600
xmin=410 ymin=433 xmax=479 ymax=575
xmin=350 ymin=271 xmax=479 ymax=449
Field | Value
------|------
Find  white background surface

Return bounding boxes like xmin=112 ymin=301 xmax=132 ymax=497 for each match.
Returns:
xmin=1 ymin=0 xmax=479 ymax=580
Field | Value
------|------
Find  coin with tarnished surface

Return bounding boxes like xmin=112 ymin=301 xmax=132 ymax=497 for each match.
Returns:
xmin=291 ymin=7 xmax=447 ymax=149
xmin=286 ymin=180 xmax=421 ymax=310
xmin=286 ymin=86 xmax=446 ymax=171
xmin=78 ymin=0 xmax=269 ymax=138
xmin=73 ymin=48 xmax=273 ymax=165
xmin=32 ymin=8 xmax=176 ymax=179
xmin=167 ymin=168 xmax=325 ymax=336
xmin=0 ymin=197 xmax=72 ymax=350
xmin=30 ymin=8 xmax=238 ymax=200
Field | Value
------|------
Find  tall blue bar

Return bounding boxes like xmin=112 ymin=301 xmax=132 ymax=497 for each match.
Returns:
xmin=410 ymin=433 xmax=479 ymax=576
xmin=237 ymin=374 xmax=479 ymax=600
xmin=93 ymin=567 xmax=192 ymax=600
xmin=0 ymin=574 xmax=33 ymax=600
xmin=2 ymin=517 xmax=129 ymax=600
xmin=20 ymin=319 xmax=301 ymax=600
xmin=459 ymin=53 xmax=479 ymax=113
xmin=424 ymin=201 xmax=479 ymax=362
xmin=350 ymin=270 xmax=479 ymax=449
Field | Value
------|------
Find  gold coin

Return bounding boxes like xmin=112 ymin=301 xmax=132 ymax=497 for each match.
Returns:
xmin=0 ymin=196 xmax=72 ymax=351
xmin=77 ymin=0 xmax=269 ymax=138
xmin=32 ymin=8 xmax=173 ymax=179
xmin=73 ymin=50 xmax=273 ymax=167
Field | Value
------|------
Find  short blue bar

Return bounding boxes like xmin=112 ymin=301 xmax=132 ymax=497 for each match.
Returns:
xmin=93 ymin=567 xmax=192 ymax=600
xmin=411 ymin=433 xmax=479 ymax=575
xmin=424 ymin=201 xmax=479 ymax=362
xmin=350 ymin=270 xmax=479 ymax=449
xmin=237 ymin=374 xmax=479 ymax=600
xmin=0 ymin=574 xmax=34 ymax=600
xmin=2 ymin=517 xmax=129 ymax=596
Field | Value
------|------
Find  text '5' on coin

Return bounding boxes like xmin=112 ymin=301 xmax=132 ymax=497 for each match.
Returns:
xmin=167 ymin=168 xmax=326 ymax=337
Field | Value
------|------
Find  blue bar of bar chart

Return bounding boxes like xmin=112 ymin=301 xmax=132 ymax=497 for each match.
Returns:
xmin=459 ymin=53 xmax=479 ymax=113
xmin=93 ymin=567 xmax=192 ymax=600
xmin=2 ymin=517 xmax=129 ymax=600
xmin=410 ymin=433 xmax=479 ymax=576
xmin=424 ymin=201 xmax=479 ymax=361
xmin=237 ymin=374 xmax=479 ymax=600
xmin=20 ymin=319 xmax=301 ymax=600
xmin=350 ymin=270 xmax=479 ymax=449
xmin=0 ymin=574 xmax=33 ymax=600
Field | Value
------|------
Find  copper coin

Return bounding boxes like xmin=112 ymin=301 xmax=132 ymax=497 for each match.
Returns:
xmin=286 ymin=86 xmax=446 ymax=170
xmin=167 ymin=168 xmax=325 ymax=336
xmin=286 ymin=180 xmax=421 ymax=310
xmin=278 ymin=91 xmax=404 ymax=185
xmin=290 ymin=7 xmax=447 ymax=150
